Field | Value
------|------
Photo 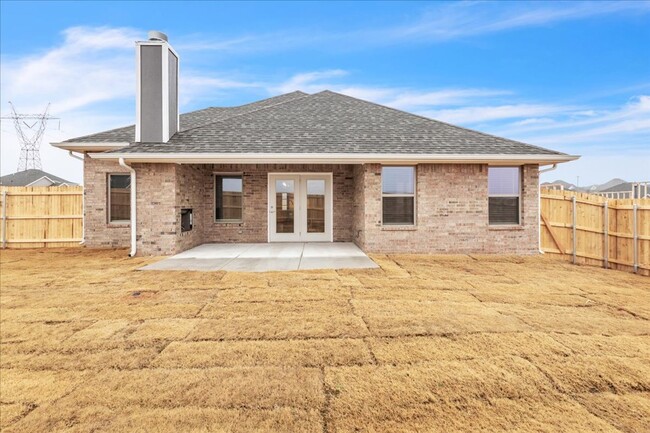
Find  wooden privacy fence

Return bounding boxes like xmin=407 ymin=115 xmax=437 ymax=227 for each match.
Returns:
xmin=540 ymin=188 xmax=650 ymax=276
xmin=0 ymin=186 xmax=83 ymax=248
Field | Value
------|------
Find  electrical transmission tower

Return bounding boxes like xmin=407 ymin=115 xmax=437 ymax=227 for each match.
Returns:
xmin=1 ymin=102 xmax=59 ymax=171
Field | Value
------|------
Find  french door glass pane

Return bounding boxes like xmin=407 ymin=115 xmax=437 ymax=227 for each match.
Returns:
xmin=275 ymin=180 xmax=295 ymax=233
xmin=307 ymin=179 xmax=325 ymax=233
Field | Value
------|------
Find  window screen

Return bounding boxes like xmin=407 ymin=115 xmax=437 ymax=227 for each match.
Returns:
xmin=215 ymin=175 xmax=243 ymax=221
xmin=108 ymin=174 xmax=131 ymax=223
xmin=488 ymin=167 xmax=520 ymax=225
xmin=382 ymin=167 xmax=415 ymax=225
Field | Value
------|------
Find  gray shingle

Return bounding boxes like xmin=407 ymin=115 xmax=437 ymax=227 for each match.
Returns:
xmin=70 ymin=90 xmax=564 ymax=156
xmin=62 ymin=91 xmax=308 ymax=143
xmin=0 ymin=169 xmax=76 ymax=186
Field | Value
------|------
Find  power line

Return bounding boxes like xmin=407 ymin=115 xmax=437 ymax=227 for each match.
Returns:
xmin=0 ymin=102 xmax=60 ymax=171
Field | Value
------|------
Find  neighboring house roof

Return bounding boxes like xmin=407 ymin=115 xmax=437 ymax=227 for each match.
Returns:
xmin=0 ymin=169 xmax=77 ymax=187
xmin=600 ymin=182 xmax=636 ymax=193
xmin=55 ymin=90 xmax=577 ymax=164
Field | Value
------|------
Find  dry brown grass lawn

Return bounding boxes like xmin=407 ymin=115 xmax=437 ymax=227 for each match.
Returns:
xmin=1 ymin=248 xmax=649 ymax=432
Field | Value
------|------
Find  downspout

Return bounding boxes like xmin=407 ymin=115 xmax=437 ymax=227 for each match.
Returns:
xmin=68 ymin=151 xmax=86 ymax=245
xmin=538 ymin=164 xmax=557 ymax=253
xmin=118 ymin=157 xmax=137 ymax=257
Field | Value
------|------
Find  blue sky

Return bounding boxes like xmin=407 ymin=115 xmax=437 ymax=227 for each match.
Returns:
xmin=1 ymin=1 xmax=649 ymax=185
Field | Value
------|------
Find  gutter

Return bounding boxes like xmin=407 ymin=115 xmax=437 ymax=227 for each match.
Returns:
xmin=68 ymin=151 xmax=86 ymax=245
xmin=538 ymin=164 xmax=558 ymax=253
xmin=51 ymin=141 xmax=130 ymax=152
xmin=118 ymin=157 xmax=137 ymax=257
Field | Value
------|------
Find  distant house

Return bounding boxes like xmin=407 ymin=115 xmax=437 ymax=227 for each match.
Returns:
xmin=52 ymin=31 xmax=577 ymax=257
xmin=601 ymin=181 xmax=650 ymax=199
xmin=0 ymin=169 xmax=77 ymax=187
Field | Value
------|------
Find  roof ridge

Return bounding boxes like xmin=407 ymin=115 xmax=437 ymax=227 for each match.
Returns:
xmin=169 ymin=91 xmax=311 ymax=137
xmin=315 ymin=90 xmax=565 ymax=156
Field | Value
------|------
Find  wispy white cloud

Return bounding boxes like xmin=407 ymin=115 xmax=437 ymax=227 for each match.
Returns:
xmin=506 ymin=95 xmax=650 ymax=148
xmin=386 ymin=89 xmax=512 ymax=109
xmin=272 ymin=70 xmax=511 ymax=109
xmin=1 ymin=26 xmax=138 ymax=114
xmin=416 ymin=103 xmax=573 ymax=124
xmin=163 ymin=2 xmax=650 ymax=53
xmin=375 ymin=1 xmax=650 ymax=42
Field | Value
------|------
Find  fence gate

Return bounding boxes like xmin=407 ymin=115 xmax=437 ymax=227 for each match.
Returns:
xmin=540 ymin=188 xmax=649 ymax=276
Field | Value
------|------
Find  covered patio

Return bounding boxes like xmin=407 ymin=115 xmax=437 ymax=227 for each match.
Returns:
xmin=140 ymin=242 xmax=378 ymax=272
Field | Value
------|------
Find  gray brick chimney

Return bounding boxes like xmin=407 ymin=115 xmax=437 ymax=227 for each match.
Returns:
xmin=135 ymin=31 xmax=179 ymax=143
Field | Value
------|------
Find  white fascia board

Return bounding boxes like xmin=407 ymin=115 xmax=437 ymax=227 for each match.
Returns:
xmin=88 ymin=152 xmax=580 ymax=165
xmin=51 ymin=142 xmax=129 ymax=152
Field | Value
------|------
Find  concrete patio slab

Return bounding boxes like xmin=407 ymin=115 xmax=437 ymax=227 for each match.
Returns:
xmin=140 ymin=258 xmax=229 ymax=271
xmin=139 ymin=242 xmax=378 ymax=272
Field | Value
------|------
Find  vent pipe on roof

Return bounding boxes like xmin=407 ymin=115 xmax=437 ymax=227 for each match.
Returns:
xmin=148 ymin=30 xmax=168 ymax=42
xmin=135 ymin=31 xmax=179 ymax=143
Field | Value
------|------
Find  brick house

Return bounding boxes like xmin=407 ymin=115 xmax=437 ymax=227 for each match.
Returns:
xmin=52 ymin=32 xmax=577 ymax=257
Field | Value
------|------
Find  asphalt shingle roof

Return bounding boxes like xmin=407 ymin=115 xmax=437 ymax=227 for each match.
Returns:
xmin=63 ymin=91 xmax=308 ymax=143
xmin=66 ymin=90 xmax=564 ymax=156
xmin=0 ymin=169 xmax=76 ymax=186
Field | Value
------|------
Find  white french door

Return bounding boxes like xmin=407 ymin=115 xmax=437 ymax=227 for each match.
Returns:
xmin=268 ymin=173 xmax=332 ymax=242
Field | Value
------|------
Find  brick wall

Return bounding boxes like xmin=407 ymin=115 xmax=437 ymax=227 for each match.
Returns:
xmin=84 ymin=159 xmax=539 ymax=256
xmin=83 ymin=157 xmax=131 ymax=248
xmin=352 ymin=164 xmax=367 ymax=249
xmin=358 ymin=163 xmax=540 ymax=254
xmin=175 ymin=164 xmax=207 ymax=252
xmin=132 ymin=163 xmax=178 ymax=255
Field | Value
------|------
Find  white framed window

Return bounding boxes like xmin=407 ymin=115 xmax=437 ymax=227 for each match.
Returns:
xmin=108 ymin=174 xmax=131 ymax=223
xmin=215 ymin=174 xmax=243 ymax=222
xmin=488 ymin=167 xmax=521 ymax=225
xmin=382 ymin=166 xmax=416 ymax=225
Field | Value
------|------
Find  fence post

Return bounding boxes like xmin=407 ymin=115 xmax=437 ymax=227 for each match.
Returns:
xmin=603 ymin=200 xmax=609 ymax=269
xmin=633 ymin=203 xmax=638 ymax=274
xmin=572 ymin=196 xmax=577 ymax=264
xmin=1 ymin=190 xmax=6 ymax=249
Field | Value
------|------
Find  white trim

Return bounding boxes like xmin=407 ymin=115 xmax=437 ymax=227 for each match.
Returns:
xmin=214 ymin=173 xmax=244 ymax=223
xmin=89 ymin=152 xmax=579 ymax=165
xmin=488 ymin=166 xmax=522 ymax=226
xmin=52 ymin=142 xmax=128 ymax=152
xmin=176 ymin=52 xmax=180 ymax=131
xmin=107 ymin=172 xmax=132 ymax=224
xmin=135 ymin=43 xmax=142 ymax=142
xmin=116 ymin=160 xmax=137 ymax=257
xmin=267 ymin=173 xmax=334 ymax=243
xmin=161 ymin=46 xmax=170 ymax=143
xmin=381 ymin=166 xmax=417 ymax=226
